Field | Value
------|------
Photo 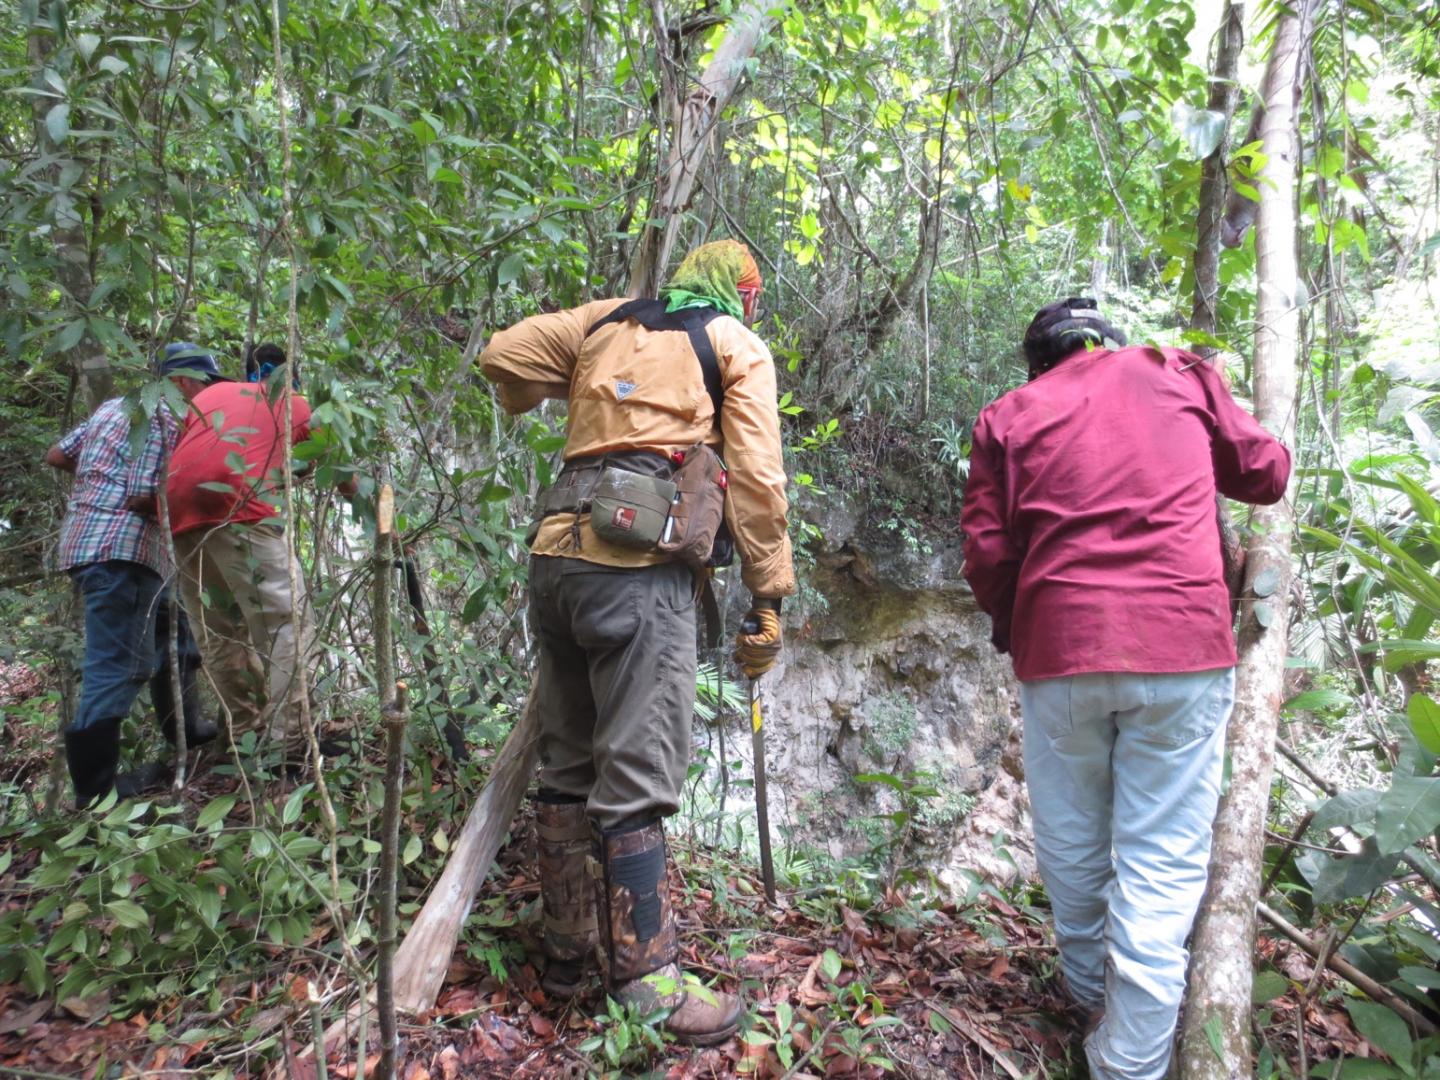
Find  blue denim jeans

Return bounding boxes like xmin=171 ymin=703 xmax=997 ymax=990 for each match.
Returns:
xmin=68 ymin=560 xmax=200 ymax=737
xmin=1020 ymin=668 xmax=1235 ymax=1080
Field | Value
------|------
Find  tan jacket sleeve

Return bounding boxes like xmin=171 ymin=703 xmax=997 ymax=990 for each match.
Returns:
xmin=713 ymin=318 xmax=796 ymax=598
xmin=478 ymin=301 xmax=618 ymax=415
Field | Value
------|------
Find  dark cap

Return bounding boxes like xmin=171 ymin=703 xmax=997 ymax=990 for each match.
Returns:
xmin=1022 ymin=297 xmax=1127 ymax=379
xmin=156 ymin=343 xmax=230 ymax=383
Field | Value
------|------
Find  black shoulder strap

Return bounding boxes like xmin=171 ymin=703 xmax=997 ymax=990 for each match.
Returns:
xmin=585 ymin=299 xmax=725 ymax=424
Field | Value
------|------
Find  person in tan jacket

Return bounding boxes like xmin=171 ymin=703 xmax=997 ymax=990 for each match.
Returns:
xmin=480 ymin=240 xmax=794 ymax=1044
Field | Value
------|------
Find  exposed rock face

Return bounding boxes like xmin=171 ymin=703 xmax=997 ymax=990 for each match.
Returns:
xmin=715 ymin=502 xmax=1033 ymax=889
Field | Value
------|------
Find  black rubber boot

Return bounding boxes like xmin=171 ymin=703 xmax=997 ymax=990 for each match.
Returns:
xmin=64 ymin=718 xmax=123 ymax=808
xmin=535 ymin=793 xmax=598 ymax=998
xmin=115 ymin=760 xmax=172 ymax=798
xmin=153 ymin=661 xmax=216 ymax=747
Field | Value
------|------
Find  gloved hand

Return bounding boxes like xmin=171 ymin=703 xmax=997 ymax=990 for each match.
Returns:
xmin=734 ymin=603 xmax=783 ymax=678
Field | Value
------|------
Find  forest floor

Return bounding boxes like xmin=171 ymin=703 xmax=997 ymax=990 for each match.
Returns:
xmin=0 ymin=671 xmax=1388 ymax=1079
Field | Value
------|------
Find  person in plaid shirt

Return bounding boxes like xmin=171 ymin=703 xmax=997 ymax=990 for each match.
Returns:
xmin=46 ymin=345 xmax=225 ymax=805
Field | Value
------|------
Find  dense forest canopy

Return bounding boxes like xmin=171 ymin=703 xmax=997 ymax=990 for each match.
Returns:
xmin=2 ymin=0 xmax=1440 ymax=1075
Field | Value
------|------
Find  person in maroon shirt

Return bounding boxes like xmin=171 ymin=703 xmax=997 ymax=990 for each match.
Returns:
xmin=961 ymin=299 xmax=1290 ymax=1080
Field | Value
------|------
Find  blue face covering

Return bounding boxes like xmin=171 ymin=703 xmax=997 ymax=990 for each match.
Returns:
xmin=248 ymin=363 xmax=301 ymax=391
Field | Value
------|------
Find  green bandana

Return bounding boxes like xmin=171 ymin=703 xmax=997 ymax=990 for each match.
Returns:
xmin=658 ymin=242 xmax=750 ymax=321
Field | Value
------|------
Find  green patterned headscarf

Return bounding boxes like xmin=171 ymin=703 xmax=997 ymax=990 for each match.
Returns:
xmin=658 ymin=240 xmax=762 ymax=322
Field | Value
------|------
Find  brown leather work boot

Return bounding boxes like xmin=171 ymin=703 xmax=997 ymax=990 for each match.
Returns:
xmin=595 ymin=820 xmax=741 ymax=1046
xmin=536 ymin=796 xmax=598 ymax=998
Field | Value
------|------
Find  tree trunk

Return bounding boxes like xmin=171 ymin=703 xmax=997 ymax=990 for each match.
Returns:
xmin=627 ymin=0 xmax=775 ymax=297
xmin=27 ymin=28 xmax=110 ymax=411
xmin=1176 ymin=3 xmax=1311 ymax=1075
xmin=1190 ymin=1 xmax=1245 ymax=344
xmin=1189 ymin=2 xmax=1248 ymax=605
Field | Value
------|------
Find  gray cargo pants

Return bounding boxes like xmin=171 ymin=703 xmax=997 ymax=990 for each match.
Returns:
xmin=528 ymin=556 xmax=698 ymax=829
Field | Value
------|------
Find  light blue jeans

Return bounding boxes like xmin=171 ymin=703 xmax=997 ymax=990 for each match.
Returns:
xmin=1020 ymin=668 xmax=1235 ymax=1080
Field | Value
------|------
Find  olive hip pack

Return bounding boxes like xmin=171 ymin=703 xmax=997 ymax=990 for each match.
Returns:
xmin=531 ymin=446 xmax=731 ymax=570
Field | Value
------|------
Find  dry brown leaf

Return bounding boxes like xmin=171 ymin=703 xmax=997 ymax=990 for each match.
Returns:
xmin=436 ymin=1043 xmax=460 ymax=1080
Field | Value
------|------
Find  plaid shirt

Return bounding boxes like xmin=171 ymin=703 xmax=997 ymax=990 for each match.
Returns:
xmin=57 ymin=397 xmax=178 ymax=575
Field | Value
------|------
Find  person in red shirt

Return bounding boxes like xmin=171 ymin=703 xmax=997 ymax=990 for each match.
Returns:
xmin=961 ymin=299 xmax=1290 ymax=1080
xmin=167 ymin=343 xmax=354 ymax=756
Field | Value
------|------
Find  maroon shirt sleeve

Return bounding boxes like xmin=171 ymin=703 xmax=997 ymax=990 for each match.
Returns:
xmin=1183 ymin=357 xmax=1292 ymax=505
xmin=961 ymin=413 xmax=1021 ymax=653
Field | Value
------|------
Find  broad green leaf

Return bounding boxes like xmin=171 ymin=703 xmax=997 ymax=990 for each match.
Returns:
xmin=1170 ymin=102 xmax=1226 ymax=159
xmin=1376 ymin=776 xmax=1440 ymax=854
xmin=821 ymin=948 xmax=842 ymax=982
xmin=1346 ymin=999 xmax=1413 ymax=1068
xmin=45 ymin=102 xmax=69 ymax=144
xmin=402 ymin=834 xmax=422 ymax=865
xmin=1298 ymin=841 xmax=1401 ymax=905
xmin=1282 ymin=689 xmax=1350 ymax=713
xmin=196 ymin=795 xmax=236 ymax=831
xmin=1252 ymin=970 xmax=1288 ymax=1004
xmin=105 ymin=899 xmax=149 ymax=930
xmin=1398 ymin=964 xmax=1440 ymax=990
xmin=282 ymin=785 xmax=308 ymax=825
xmin=1311 ymin=1061 xmax=1408 ymax=1079
xmin=1311 ymin=788 xmax=1379 ymax=832
xmin=497 ymin=252 xmax=525 ymax=286
xmin=1408 ymin=695 xmax=1440 ymax=755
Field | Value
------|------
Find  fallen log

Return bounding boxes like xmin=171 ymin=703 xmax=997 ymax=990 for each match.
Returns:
xmin=392 ymin=688 xmax=542 ymax=1014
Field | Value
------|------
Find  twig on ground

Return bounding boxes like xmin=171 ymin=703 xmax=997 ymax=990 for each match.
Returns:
xmin=1258 ymin=901 xmax=1439 ymax=1033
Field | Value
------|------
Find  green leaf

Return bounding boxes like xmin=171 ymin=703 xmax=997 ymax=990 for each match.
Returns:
xmin=196 ymin=795 xmax=236 ymax=831
xmin=45 ymin=102 xmax=70 ymax=144
xmin=497 ymin=252 xmax=525 ymax=287
xmin=282 ymin=785 xmax=308 ymax=825
xmin=1398 ymin=964 xmax=1440 ymax=990
xmin=1203 ymin=1014 xmax=1224 ymax=1061
xmin=1251 ymin=970 xmax=1288 ymax=1004
xmin=1376 ymin=776 xmax=1440 ymax=854
xmin=105 ymin=899 xmax=149 ymax=930
xmin=821 ymin=948 xmax=842 ymax=982
xmin=1282 ymin=689 xmax=1350 ymax=713
xmin=1312 ymin=1061 xmax=1408 ymax=1079
xmin=1311 ymin=788 xmax=1380 ymax=832
xmin=402 ymin=834 xmax=422 ymax=866
xmin=1408 ymin=695 xmax=1440 ymax=755
xmin=1346 ymin=1000 xmax=1413 ymax=1067
xmin=1251 ymin=567 xmax=1281 ymax=597
xmin=1170 ymin=102 xmax=1226 ymax=159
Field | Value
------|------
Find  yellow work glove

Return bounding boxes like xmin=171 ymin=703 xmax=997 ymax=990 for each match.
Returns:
xmin=734 ymin=605 xmax=783 ymax=679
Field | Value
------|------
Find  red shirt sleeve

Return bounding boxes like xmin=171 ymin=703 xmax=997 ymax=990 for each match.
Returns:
xmin=961 ymin=413 xmax=1022 ymax=653
xmin=1183 ymin=357 xmax=1292 ymax=505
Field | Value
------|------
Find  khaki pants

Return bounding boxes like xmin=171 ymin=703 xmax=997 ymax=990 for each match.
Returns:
xmin=174 ymin=522 xmax=315 ymax=745
xmin=528 ymin=556 xmax=697 ymax=829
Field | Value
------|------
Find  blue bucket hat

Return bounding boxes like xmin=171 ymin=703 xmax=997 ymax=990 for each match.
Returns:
xmin=156 ymin=342 xmax=230 ymax=383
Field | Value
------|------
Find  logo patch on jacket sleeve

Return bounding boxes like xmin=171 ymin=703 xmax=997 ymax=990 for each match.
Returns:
xmin=612 ymin=507 xmax=636 ymax=531
xmin=615 ymin=379 xmax=637 ymax=401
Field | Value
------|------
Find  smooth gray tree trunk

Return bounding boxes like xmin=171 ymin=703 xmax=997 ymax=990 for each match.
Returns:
xmin=1177 ymin=3 xmax=1312 ymax=1074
